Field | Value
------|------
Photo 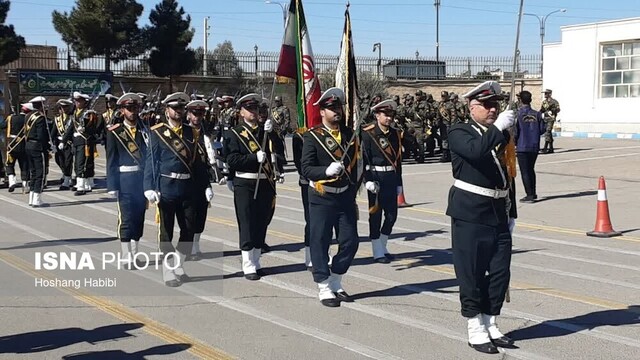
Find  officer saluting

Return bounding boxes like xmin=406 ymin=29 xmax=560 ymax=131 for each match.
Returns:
xmin=224 ymin=93 xmax=277 ymax=281
xmin=106 ymin=93 xmax=147 ymax=269
xmin=362 ymin=99 xmax=403 ymax=263
xmin=301 ymin=87 xmax=360 ymax=307
xmin=23 ymin=97 xmax=50 ymax=207
xmin=144 ymin=92 xmax=211 ymax=287
xmin=447 ymin=81 xmax=516 ymax=354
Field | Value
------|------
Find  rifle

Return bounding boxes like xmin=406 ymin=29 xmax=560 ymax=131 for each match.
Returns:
xmin=7 ymin=86 xmax=16 ymax=115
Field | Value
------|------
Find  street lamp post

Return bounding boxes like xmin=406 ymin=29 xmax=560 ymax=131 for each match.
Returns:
xmin=254 ymin=45 xmax=259 ymax=75
xmin=265 ymin=0 xmax=288 ymax=28
xmin=415 ymin=50 xmax=420 ymax=81
xmin=524 ymin=9 xmax=566 ymax=77
xmin=373 ymin=43 xmax=382 ymax=79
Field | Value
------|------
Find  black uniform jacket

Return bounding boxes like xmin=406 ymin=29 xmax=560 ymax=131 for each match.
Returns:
xmin=6 ymin=113 xmax=27 ymax=154
xmin=106 ymin=122 xmax=147 ymax=193
xmin=61 ymin=109 xmax=100 ymax=147
xmin=446 ymin=120 xmax=511 ymax=226
xmin=301 ymin=124 xmax=359 ymax=193
xmin=361 ymin=123 xmax=402 ymax=186
xmin=144 ymin=122 xmax=209 ymax=200
xmin=25 ymin=112 xmax=50 ymax=152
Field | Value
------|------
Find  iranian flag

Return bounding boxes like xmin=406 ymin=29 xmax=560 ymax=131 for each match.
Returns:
xmin=276 ymin=0 xmax=321 ymax=129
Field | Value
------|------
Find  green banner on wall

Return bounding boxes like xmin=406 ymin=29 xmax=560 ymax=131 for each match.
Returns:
xmin=18 ymin=70 xmax=112 ymax=95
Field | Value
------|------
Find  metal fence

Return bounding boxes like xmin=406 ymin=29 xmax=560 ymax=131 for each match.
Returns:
xmin=10 ymin=48 xmax=542 ymax=80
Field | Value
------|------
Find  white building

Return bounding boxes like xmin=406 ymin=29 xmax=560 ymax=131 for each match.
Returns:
xmin=544 ymin=17 xmax=640 ymax=137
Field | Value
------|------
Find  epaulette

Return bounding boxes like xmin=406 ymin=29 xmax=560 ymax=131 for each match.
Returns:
xmin=362 ymin=123 xmax=375 ymax=131
xmin=151 ymin=123 xmax=165 ymax=130
xmin=108 ymin=123 xmax=121 ymax=132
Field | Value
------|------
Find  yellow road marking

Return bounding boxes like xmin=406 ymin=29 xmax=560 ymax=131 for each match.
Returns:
xmin=0 ymin=250 xmax=234 ymax=360
xmin=206 ymin=214 xmax=638 ymax=313
xmin=277 ymin=185 xmax=640 ymax=242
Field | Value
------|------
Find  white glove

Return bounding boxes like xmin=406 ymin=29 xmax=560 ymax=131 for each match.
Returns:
xmin=325 ymin=161 xmax=344 ymax=177
xmin=397 ymin=186 xmax=403 ymax=196
xmin=256 ymin=150 xmax=266 ymax=163
xmin=108 ymin=190 xmax=118 ymax=198
xmin=205 ymin=187 xmax=214 ymax=202
xmin=508 ymin=218 xmax=516 ymax=234
xmin=58 ymin=143 xmax=64 ymax=151
xmin=226 ymin=180 xmax=234 ymax=192
xmin=218 ymin=176 xmax=227 ymax=186
xmin=277 ymin=174 xmax=285 ymax=184
xmin=365 ymin=181 xmax=379 ymax=194
xmin=264 ymin=119 xmax=274 ymax=133
xmin=144 ymin=190 xmax=160 ymax=204
xmin=494 ymin=110 xmax=515 ymax=131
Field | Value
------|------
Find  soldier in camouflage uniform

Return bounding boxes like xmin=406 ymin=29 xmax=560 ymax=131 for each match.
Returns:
xmin=217 ymin=95 xmax=238 ymax=142
xmin=437 ymin=91 xmax=456 ymax=162
xmin=451 ymin=93 xmax=469 ymax=124
xmin=271 ymin=96 xmax=291 ymax=136
xmin=412 ymin=90 xmax=430 ymax=161
xmin=396 ymin=95 xmax=422 ymax=162
xmin=539 ymin=89 xmax=560 ymax=154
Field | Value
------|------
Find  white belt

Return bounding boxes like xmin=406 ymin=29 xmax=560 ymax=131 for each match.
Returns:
xmin=453 ymin=179 xmax=508 ymax=199
xmin=161 ymin=172 xmax=191 ymax=180
xmin=73 ymin=132 xmax=81 ymax=137
xmin=235 ymin=171 xmax=268 ymax=180
xmin=366 ymin=165 xmax=395 ymax=172
xmin=309 ymin=181 xmax=349 ymax=194
xmin=9 ymin=135 xmax=17 ymax=138
xmin=119 ymin=165 xmax=140 ymax=173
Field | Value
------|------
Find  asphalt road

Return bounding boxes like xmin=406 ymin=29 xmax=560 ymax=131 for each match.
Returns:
xmin=1 ymin=137 xmax=639 ymax=359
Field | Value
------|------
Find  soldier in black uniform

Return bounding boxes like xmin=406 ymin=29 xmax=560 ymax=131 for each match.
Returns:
xmin=184 ymin=99 xmax=217 ymax=261
xmin=301 ymin=87 xmax=360 ymax=307
xmin=61 ymin=92 xmax=99 ymax=196
xmin=5 ymin=105 xmax=30 ymax=193
xmin=447 ymin=81 xmax=516 ymax=354
xmin=106 ymin=93 xmax=148 ymax=269
xmin=52 ymin=99 xmax=74 ymax=190
xmin=23 ymin=97 xmax=50 ymax=207
xmin=224 ymin=93 xmax=279 ymax=280
xmin=362 ymin=99 xmax=403 ymax=264
xmin=144 ymin=92 xmax=211 ymax=287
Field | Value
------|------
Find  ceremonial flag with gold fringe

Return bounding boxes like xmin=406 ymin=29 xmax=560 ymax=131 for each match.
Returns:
xmin=335 ymin=4 xmax=360 ymax=130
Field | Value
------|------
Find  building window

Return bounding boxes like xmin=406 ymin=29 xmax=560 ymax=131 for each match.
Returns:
xmin=601 ymin=41 xmax=640 ymax=98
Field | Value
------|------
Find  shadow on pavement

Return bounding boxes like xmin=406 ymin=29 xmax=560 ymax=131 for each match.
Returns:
xmin=534 ymin=190 xmax=597 ymax=203
xmin=61 ymin=344 xmax=192 ymax=359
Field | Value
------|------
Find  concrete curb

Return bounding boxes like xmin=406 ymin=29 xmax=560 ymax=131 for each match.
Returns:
xmin=553 ymin=131 xmax=640 ymax=139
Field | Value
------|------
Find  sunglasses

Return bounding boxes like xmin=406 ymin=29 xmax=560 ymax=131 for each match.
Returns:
xmin=123 ymin=104 xmax=140 ymax=111
xmin=472 ymin=101 xmax=499 ymax=109
xmin=243 ymin=104 xmax=259 ymax=111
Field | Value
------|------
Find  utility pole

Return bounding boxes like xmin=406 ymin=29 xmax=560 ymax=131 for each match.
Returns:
xmin=524 ymin=9 xmax=566 ymax=77
xmin=435 ymin=0 xmax=440 ymax=64
xmin=203 ymin=16 xmax=211 ymax=76
xmin=415 ymin=50 xmax=420 ymax=81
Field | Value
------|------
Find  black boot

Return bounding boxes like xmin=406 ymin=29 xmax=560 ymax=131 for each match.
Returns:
xmin=541 ymin=141 xmax=549 ymax=154
xmin=548 ymin=142 xmax=554 ymax=154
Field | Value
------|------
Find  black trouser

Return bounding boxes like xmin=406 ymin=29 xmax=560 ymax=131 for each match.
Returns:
xmin=517 ymin=152 xmax=538 ymax=197
xmin=157 ymin=194 xmax=196 ymax=255
xmin=117 ymin=191 xmax=147 ymax=241
xmin=367 ymin=177 xmax=398 ymax=239
xmin=300 ymin=183 xmax=310 ymax=247
xmin=308 ymin=189 xmax=359 ymax=283
xmin=74 ymin=144 xmax=95 ymax=178
xmin=192 ymin=197 xmax=209 ymax=234
xmin=26 ymin=147 xmax=46 ymax=193
xmin=451 ymin=218 xmax=512 ymax=318
xmin=5 ymin=150 xmax=29 ymax=180
xmin=55 ymin=144 xmax=73 ymax=177
xmin=233 ymin=178 xmax=275 ymax=251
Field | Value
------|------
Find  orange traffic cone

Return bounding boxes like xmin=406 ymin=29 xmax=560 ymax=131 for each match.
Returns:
xmin=397 ymin=188 xmax=410 ymax=208
xmin=587 ymin=176 xmax=622 ymax=238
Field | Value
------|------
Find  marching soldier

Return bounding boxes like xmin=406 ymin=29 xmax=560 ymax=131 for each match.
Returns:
xmin=185 ymin=99 xmax=218 ymax=261
xmin=362 ymin=99 xmax=403 ymax=264
xmin=144 ymin=92 xmax=212 ymax=287
xmin=23 ymin=97 xmax=50 ymax=207
xmin=102 ymin=94 xmax=120 ymax=127
xmin=52 ymin=99 xmax=74 ymax=190
xmin=5 ymin=104 xmax=30 ymax=193
xmin=224 ymin=93 xmax=278 ymax=280
xmin=106 ymin=93 xmax=148 ymax=268
xmin=61 ymin=92 xmax=99 ymax=196
xmin=447 ymin=81 xmax=516 ymax=354
xmin=540 ymin=89 xmax=560 ymax=154
xmin=301 ymin=87 xmax=360 ymax=307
